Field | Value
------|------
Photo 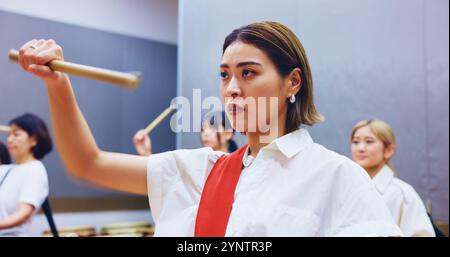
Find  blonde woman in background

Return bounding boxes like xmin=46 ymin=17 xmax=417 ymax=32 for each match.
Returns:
xmin=351 ymin=119 xmax=435 ymax=236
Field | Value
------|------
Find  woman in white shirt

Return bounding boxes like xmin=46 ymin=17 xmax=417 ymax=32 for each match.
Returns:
xmin=17 ymin=21 xmax=401 ymax=236
xmin=350 ymin=119 xmax=435 ymax=236
xmin=0 ymin=113 xmax=52 ymax=236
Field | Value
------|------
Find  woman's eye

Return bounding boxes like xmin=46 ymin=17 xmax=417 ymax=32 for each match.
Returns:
xmin=220 ymin=71 xmax=228 ymax=79
xmin=242 ymin=69 xmax=254 ymax=77
xmin=352 ymin=140 xmax=359 ymax=144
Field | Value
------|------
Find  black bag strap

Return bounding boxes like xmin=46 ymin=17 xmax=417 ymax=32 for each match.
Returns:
xmin=41 ymin=197 xmax=59 ymax=237
xmin=0 ymin=166 xmax=14 ymax=188
xmin=428 ymin=213 xmax=447 ymax=237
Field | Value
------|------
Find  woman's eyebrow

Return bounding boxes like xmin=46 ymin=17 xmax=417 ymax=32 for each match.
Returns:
xmin=236 ymin=61 xmax=262 ymax=67
xmin=220 ymin=61 xmax=262 ymax=68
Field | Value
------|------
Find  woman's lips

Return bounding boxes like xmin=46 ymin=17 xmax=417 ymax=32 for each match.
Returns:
xmin=227 ymin=103 xmax=245 ymax=115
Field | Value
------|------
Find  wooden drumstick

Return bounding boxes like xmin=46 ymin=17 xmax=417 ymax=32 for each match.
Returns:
xmin=144 ymin=105 xmax=176 ymax=134
xmin=8 ymin=49 xmax=141 ymax=90
xmin=0 ymin=125 xmax=10 ymax=133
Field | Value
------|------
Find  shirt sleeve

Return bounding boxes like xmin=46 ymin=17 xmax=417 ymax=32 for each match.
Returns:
xmin=147 ymin=147 xmax=224 ymax=224
xmin=18 ymin=164 xmax=49 ymax=211
xmin=330 ymin=158 xmax=403 ymax=237
xmin=398 ymin=187 xmax=436 ymax=237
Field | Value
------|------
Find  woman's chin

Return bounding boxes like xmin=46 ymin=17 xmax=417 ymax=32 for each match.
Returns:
xmin=228 ymin=113 xmax=262 ymax=133
xmin=230 ymin=120 xmax=246 ymax=133
xmin=7 ymin=151 xmax=18 ymax=159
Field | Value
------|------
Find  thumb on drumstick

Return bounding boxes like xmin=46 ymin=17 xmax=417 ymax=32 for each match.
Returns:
xmin=133 ymin=129 xmax=152 ymax=156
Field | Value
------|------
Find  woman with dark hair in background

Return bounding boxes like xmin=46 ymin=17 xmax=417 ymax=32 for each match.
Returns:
xmin=0 ymin=113 xmax=52 ymax=236
xmin=201 ymin=111 xmax=238 ymax=153
xmin=133 ymin=111 xmax=238 ymax=156
xmin=0 ymin=141 xmax=11 ymax=165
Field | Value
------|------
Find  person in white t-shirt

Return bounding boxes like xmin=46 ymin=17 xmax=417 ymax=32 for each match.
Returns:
xmin=0 ymin=113 xmax=52 ymax=236
xmin=350 ymin=119 xmax=435 ymax=237
xmin=16 ymin=21 xmax=402 ymax=236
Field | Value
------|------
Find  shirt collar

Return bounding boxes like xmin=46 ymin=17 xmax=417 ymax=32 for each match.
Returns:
xmin=242 ymin=127 xmax=314 ymax=167
xmin=372 ymin=165 xmax=395 ymax=194
xmin=273 ymin=127 xmax=314 ymax=158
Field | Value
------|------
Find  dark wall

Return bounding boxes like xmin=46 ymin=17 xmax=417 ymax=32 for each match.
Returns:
xmin=0 ymin=10 xmax=177 ymax=197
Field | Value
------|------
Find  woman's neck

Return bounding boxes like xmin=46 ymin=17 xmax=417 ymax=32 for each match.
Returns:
xmin=15 ymin=154 xmax=36 ymax=165
xmin=366 ymin=162 xmax=386 ymax=178
xmin=246 ymin=114 xmax=287 ymax=157
xmin=218 ymin=144 xmax=229 ymax=153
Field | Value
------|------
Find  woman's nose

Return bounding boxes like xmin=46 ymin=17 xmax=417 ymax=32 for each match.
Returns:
xmin=357 ymin=143 xmax=366 ymax=151
xmin=226 ymin=78 xmax=241 ymax=98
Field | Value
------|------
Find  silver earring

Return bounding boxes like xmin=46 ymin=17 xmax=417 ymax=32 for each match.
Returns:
xmin=289 ymin=95 xmax=296 ymax=103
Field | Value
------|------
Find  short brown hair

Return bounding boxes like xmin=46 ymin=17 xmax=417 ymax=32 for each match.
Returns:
xmin=223 ymin=21 xmax=323 ymax=132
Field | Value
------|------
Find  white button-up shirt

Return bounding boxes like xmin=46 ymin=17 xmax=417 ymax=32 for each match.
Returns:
xmin=147 ymin=128 xmax=402 ymax=236
xmin=372 ymin=165 xmax=435 ymax=237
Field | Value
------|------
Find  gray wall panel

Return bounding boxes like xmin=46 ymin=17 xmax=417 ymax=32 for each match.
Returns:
xmin=0 ymin=10 xmax=177 ymax=197
xmin=425 ymin=0 xmax=449 ymax=221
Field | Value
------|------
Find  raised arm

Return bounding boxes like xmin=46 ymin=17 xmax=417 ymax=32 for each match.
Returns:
xmin=19 ymin=39 xmax=148 ymax=195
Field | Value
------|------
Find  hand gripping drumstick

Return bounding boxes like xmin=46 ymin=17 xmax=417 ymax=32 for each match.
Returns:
xmin=8 ymin=49 xmax=142 ymax=90
xmin=0 ymin=125 xmax=10 ymax=133
xmin=144 ymin=105 xmax=176 ymax=134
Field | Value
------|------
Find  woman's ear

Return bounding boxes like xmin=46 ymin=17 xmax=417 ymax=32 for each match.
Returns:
xmin=28 ymin=135 xmax=38 ymax=148
xmin=384 ymin=143 xmax=396 ymax=160
xmin=286 ymin=68 xmax=302 ymax=98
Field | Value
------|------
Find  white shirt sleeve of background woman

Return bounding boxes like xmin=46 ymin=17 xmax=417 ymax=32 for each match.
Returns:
xmin=398 ymin=187 xmax=436 ymax=236
xmin=18 ymin=161 xmax=49 ymax=212
xmin=384 ymin=178 xmax=436 ymax=237
xmin=372 ymin=166 xmax=435 ymax=237
xmin=328 ymin=159 xmax=403 ymax=236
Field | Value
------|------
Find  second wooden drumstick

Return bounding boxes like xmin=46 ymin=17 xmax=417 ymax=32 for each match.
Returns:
xmin=144 ymin=106 xmax=176 ymax=134
xmin=0 ymin=125 xmax=11 ymax=133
